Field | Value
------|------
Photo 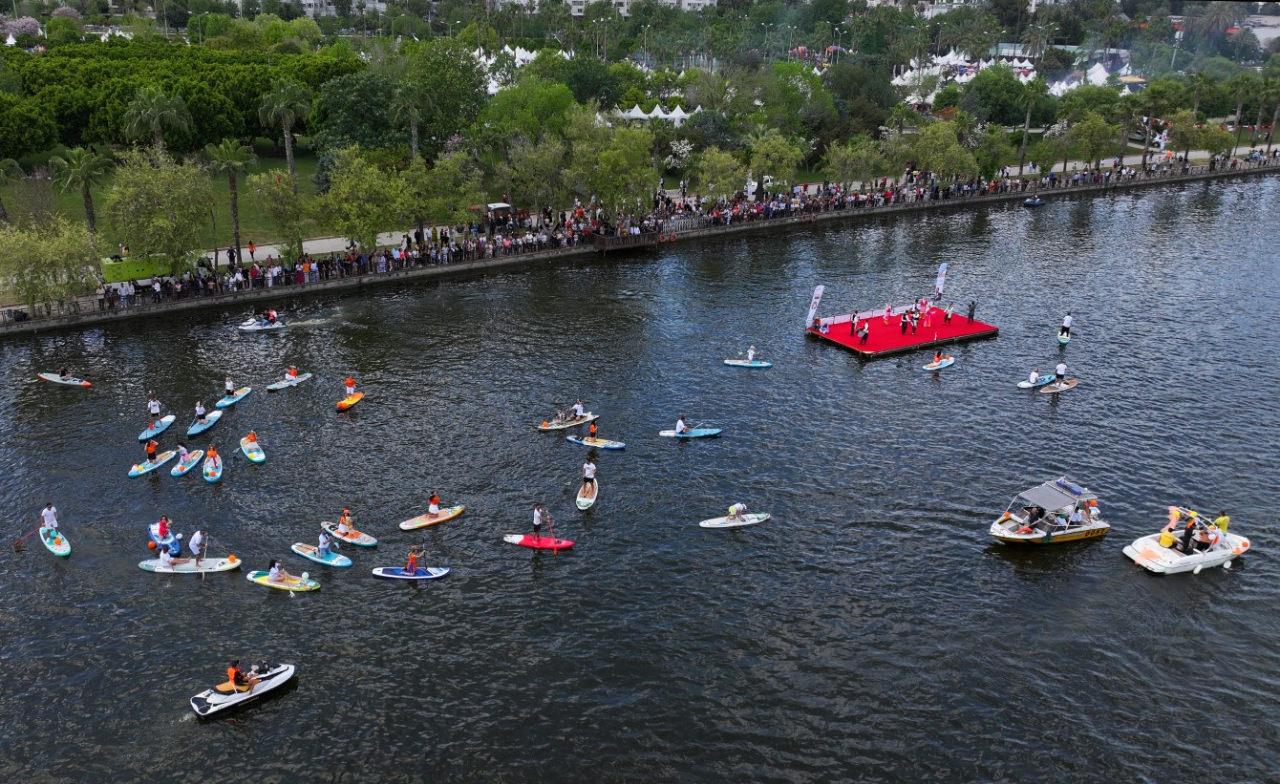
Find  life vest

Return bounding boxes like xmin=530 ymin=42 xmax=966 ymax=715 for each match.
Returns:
xmin=287 ymin=368 xmax=297 ymax=378
xmin=405 ymin=553 xmax=418 ymax=573
xmin=588 ymin=423 xmax=598 ymax=437
xmin=247 ymin=432 xmax=257 ymax=443
xmin=207 ymin=447 xmax=218 ymax=458
xmin=1159 ymin=531 xmax=1175 ymax=547
xmin=429 ymin=495 xmax=440 ymax=506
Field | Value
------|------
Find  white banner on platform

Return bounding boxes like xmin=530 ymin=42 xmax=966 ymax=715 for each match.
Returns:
xmin=805 ymin=285 xmax=825 ymax=328
xmin=935 ymin=263 xmax=948 ymax=297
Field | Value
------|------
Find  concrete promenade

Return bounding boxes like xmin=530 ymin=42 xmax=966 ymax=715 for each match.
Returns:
xmin=2 ymin=159 xmax=1276 ymax=339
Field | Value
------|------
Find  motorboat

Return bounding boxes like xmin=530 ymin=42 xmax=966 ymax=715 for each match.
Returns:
xmin=1123 ymin=508 xmax=1250 ymax=574
xmin=989 ymin=476 xmax=1110 ymax=544
xmin=1023 ymin=197 xmax=1045 ymax=208
xmin=190 ymin=662 xmax=295 ymax=717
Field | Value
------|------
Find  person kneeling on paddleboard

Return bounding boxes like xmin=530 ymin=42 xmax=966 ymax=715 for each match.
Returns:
xmin=1028 ymin=369 xmax=1040 ymax=386
xmin=572 ymin=400 xmax=586 ymax=419
xmin=286 ymin=366 xmax=299 ymax=381
xmin=675 ymin=416 xmax=691 ymax=435
xmin=206 ymin=445 xmax=220 ymax=469
xmin=727 ymin=502 xmax=748 ymax=522
xmin=337 ymin=508 xmax=353 ymax=535
xmin=267 ymin=309 xmax=277 ymax=324
xmin=747 ymin=345 xmax=757 ymax=362
xmin=59 ymin=367 xmax=72 ymax=381
xmin=428 ymin=493 xmax=442 ymax=517
xmin=933 ymin=351 xmax=944 ymax=365
xmin=267 ymin=558 xmax=300 ymax=584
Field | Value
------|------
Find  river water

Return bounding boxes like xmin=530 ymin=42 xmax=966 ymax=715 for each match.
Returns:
xmin=1 ymin=178 xmax=1278 ymax=783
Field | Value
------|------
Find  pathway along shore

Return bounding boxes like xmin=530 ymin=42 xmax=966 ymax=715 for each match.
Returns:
xmin=3 ymin=160 xmax=1276 ymax=339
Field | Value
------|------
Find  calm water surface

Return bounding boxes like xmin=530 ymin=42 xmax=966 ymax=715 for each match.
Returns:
xmin=1 ymin=179 xmax=1278 ymax=783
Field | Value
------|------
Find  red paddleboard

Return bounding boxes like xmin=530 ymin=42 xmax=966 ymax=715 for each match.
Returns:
xmin=503 ymin=534 xmax=574 ymax=551
xmin=337 ymin=392 xmax=365 ymax=411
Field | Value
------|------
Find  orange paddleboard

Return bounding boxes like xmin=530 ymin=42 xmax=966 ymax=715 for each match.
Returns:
xmin=336 ymin=392 xmax=365 ymax=411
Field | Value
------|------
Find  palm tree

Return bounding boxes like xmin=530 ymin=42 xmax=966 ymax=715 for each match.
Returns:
xmin=121 ymin=86 xmax=192 ymax=150
xmin=1224 ymin=73 xmax=1261 ymax=155
xmin=0 ymin=158 xmax=22 ymax=225
xmin=1016 ymin=22 xmax=1058 ymax=175
xmin=204 ymin=139 xmax=257 ymax=262
xmin=1186 ymin=1 xmax=1239 ymax=48
xmin=887 ymin=103 xmax=920 ymax=135
xmin=390 ymin=83 xmax=434 ymax=162
xmin=1187 ymin=72 xmax=1212 ymax=118
xmin=258 ymin=79 xmax=312 ymax=190
xmin=49 ymin=147 xmax=112 ymax=233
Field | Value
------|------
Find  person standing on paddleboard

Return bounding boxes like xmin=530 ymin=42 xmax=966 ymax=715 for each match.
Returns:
xmin=144 ymin=439 xmax=159 ymax=463
xmin=572 ymin=400 xmax=586 ymax=419
xmin=194 ymin=400 xmax=207 ymax=425
xmin=532 ymin=504 xmax=544 ymax=538
xmin=746 ymin=345 xmax=757 ymax=362
xmin=1055 ymin=361 xmax=1067 ymax=382
xmin=189 ymin=529 xmax=206 ymax=567
xmin=40 ymin=503 xmax=58 ymax=531
xmin=224 ymin=377 xmax=236 ymax=396
xmin=403 ymin=546 xmax=421 ymax=574
xmin=317 ymin=530 xmax=336 ymax=559
xmin=580 ymin=458 xmax=597 ymax=498
xmin=1060 ymin=313 xmax=1072 ymax=339
xmin=343 ymin=376 xmax=356 ymax=397
xmin=146 ymin=393 xmax=162 ymax=428
xmin=587 ymin=421 xmax=599 ymax=440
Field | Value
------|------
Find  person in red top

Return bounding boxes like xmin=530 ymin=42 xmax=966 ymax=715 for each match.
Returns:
xmin=344 ymin=376 xmax=356 ymax=396
xmin=403 ymin=546 xmax=420 ymax=575
xmin=157 ymin=515 xmax=170 ymax=539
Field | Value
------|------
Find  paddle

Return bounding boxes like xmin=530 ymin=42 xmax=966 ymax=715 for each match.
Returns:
xmin=12 ymin=525 xmax=42 ymax=552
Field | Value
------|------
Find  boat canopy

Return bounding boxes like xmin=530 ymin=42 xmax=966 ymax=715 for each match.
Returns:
xmin=1016 ymin=477 xmax=1096 ymax=512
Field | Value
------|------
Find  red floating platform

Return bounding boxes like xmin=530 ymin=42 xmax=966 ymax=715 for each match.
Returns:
xmin=807 ymin=305 xmax=998 ymax=358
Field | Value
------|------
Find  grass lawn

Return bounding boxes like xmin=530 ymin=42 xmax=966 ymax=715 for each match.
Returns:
xmin=1 ymin=154 xmax=324 ymax=251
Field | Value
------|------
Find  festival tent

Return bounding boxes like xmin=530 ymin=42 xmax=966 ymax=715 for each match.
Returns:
xmin=624 ymin=105 xmax=649 ymax=120
xmin=1086 ymin=62 xmax=1110 ymax=85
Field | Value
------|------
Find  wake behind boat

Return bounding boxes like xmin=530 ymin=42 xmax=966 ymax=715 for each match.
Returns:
xmin=238 ymin=318 xmax=284 ymax=332
xmin=989 ymin=477 xmax=1109 ymax=544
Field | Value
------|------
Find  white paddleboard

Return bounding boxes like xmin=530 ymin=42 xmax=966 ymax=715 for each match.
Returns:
xmin=699 ymin=513 xmax=771 ymax=529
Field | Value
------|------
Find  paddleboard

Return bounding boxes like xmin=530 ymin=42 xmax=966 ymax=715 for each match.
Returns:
xmin=291 ymin=543 xmax=353 ymax=568
xmin=138 ymin=414 xmax=176 ymax=441
xmin=170 ymin=449 xmax=205 ymax=477
xmin=239 ymin=437 xmax=266 ymax=463
xmin=575 ymin=481 xmax=598 ymax=511
xmin=923 ymin=357 xmax=955 ymax=371
xmin=503 ymin=533 xmax=574 ymax=551
xmin=699 ymin=513 xmax=772 ymax=529
xmin=1040 ymin=378 xmax=1079 ymax=394
xmin=139 ymin=556 xmax=240 ymax=574
xmin=39 ymin=526 xmax=71 ymax=556
xmin=336 ymin=392 xmax=364 ymax=411
xmin=202 ymin=455 xmax=224 ymax=483
xmin=536 ymin=413 xmax=598 ymax=431
xmin=266 ymin=373 xmax=312 ymax=391
xmin=372 ymin=566 xmax=451 ymax=581
xmin=190 ymin=663 xmax=295 ymax=717
xmin=398 ymin=505 xmax=465 ymax=531
xmin=239 ymin=319 xmax=284 ymax=332
xmin=1017 ymin=374 xmax=1055 ymax=389
xmin=186 ymin=409 xmax=223 ymax=436
xmin=129 ymin=450 xmax=177 ymax=477
xmin=566 ymin=436 xmax=625 ymax=450
xmin=1058 ymin=334 xmax=1071 ymax=345
xmin=321 ymin=521 xmax=377 ymax=547
xmin=245 ymin=570 xmax=319 ymax=592
xmin=723 ymin=359 xmax=772 ymax=368
xmin=36 ymin=372 xmax=92 ymax=388
xmin=215 ymin=387 xmax=252 ymax=408
xmin=658 ymin=428 xmax=722 ymax=439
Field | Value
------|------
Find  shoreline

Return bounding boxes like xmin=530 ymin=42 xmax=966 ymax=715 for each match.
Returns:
xmin=3 ymin=160 xmax=1276 ymax=339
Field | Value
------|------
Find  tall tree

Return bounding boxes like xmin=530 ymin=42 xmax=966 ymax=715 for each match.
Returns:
xmin=402 ymin=151 xmax=486 ymax=234
xmin=103 ymin=148 xmax=214 ymax=275
xmin=494 ymin=136 xmax=567 ymax=211
xmin=0 ymin=158 xmax=21 ymax=225
xmin=315 ymin=147 xmax=401 ymax=252
xmin=248 ymin=170 xmax=310 ymax=264
xmin=204 ymin=139 xmax=257 ymax=262
xmin=1017 ymin=21 xmax=1058 ymax=174
xmin=121 ymin=86 xmax=192 ymax=150
xmin=695 ymin=146 xmax=747 ymax=198
xmin=1224 ymin=72 xmax=1261 ymax=156
xmin=1068 ymin=111 xmax=1122 ymax=169
xmin=389 ymin=82 xmax=430 ymax=161
xmin=49 ymin=148 xmax=112 ymax=234
xmin=258 ymin=79 xmax=313 ymax=190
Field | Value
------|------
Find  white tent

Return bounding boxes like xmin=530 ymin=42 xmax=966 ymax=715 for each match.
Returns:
xmin=624 ymin=104 xmax=648 ymax=120
xmin=1086 ymin=62 xmax=1109 ymax=86
xmin=647 ymin=105 xmax=669 ymax=119
xmin=4 ymin=34 xmax=14 ymax=47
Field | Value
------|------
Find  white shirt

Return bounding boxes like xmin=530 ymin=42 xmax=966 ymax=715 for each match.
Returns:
xmin=1029 ymin=371 xmax=1039 ymax=384
xmin=676 ymin=419 xmax=689 ymax=434
xmin=583 ymin=462 xmax=596 ymax=479
xmin=269 ymin=563 xmax=282 ymax=579
xmin=318 ymin=533 xmax=331 ymax=550
xmin=40 ymin=506 xmax=58 ymax=526
xmin=195 ymin=403 xmax=205 ymax=417
xmin=746 ymin=347 xmax=756 ymax=361
xmin=189 ymin=531 xmax=204 ymax=553
xmin=1056 ymin=363 xmax=1067 ymax=376
xmin=572 ymin=403 xmax=585 ymax=417
xmin=1063 ymin=315 xmax=1073 ymax=328
xmin=729 ymin=503 xmax=747 ymax=516
xmin=533 ymin=508 xmax=543 ymax=526
xmin=159 ymin=549 xmax=174 ymax=566
xmin=148 ymin=399 xmax=161 ymax=415
xmin=225 ymin=380 xmax=234 ymax=393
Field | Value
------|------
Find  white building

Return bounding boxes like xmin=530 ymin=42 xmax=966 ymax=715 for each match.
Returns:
xmin=286 ymin=0 xmax=388 ymax=17
xmin=519 ymin=0 xmax=714 ymax=18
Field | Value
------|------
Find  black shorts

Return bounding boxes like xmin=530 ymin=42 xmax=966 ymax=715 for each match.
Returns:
xmin=584 ymin=477 xmax=595 ymax=485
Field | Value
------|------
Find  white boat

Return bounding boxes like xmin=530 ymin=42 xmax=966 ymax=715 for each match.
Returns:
xmin=1123 ymin=531 xmax=1251 ymax=575
xmin=189 ymin=662 xmax=295 ymax=717
xmin=989 ymin=476 xmax=1110 ymax=544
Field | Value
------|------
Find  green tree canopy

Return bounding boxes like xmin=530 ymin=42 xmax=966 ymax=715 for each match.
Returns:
xmin=103 ymin=148 xmax=213 ymax=275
